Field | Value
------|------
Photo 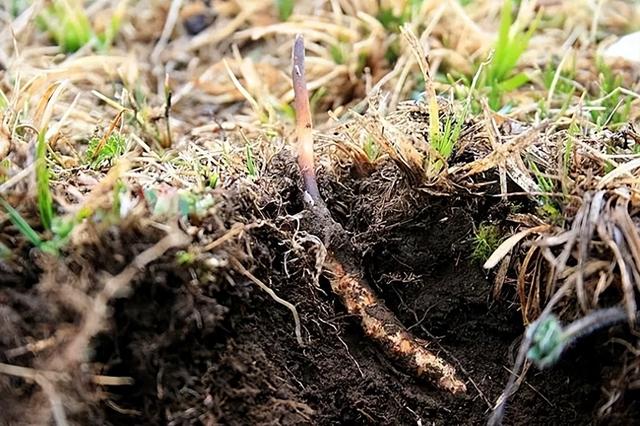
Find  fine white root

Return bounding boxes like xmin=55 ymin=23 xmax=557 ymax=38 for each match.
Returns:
xmin=231 ymin=258 xmax=304 ymax=346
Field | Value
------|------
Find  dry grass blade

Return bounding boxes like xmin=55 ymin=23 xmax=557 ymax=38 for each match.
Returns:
xmin=453 ymin=121 xmax=549 ymax=180
xmin=400 ymin=25 xmax=439 ymax=141
xmin=0 ymin=362 xmax=133 ymax=386
xmin=484 ymin=225 xmax=552 ymax=269
xmin=353 ymin=110 xmax=425 ymax=184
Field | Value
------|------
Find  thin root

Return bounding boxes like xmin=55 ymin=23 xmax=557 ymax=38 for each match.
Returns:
xmin=231 ymin=258 xmax=304 ymax=346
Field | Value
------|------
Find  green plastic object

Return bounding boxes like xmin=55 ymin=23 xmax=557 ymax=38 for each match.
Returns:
xmin=526 ymin=315 xmax=567 ymax=368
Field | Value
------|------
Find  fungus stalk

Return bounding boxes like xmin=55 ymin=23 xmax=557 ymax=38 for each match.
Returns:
xmin=292 ymin=34 xmax=321 ymax=205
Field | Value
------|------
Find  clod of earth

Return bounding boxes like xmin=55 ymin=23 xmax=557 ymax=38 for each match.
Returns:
xmin=291 ymin=34 xmax=466 ymax=395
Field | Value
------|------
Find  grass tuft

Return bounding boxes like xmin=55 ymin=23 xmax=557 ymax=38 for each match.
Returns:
xmin=37 ymin=0 xmax=126 ymax=52
xmin=529 ymin=161 xmax=563 ymax=224
xmin=86 ymin=133 xmax=126 ymax=169
xmin=481 ymin=0 xmax=540 ymax=110
xmin=589 ymin=60 xmax=633 ymax=129
xmin=427 ymin=105 xmax=466 ymax=175
xmin=472 ymin=223 xmax=502 ymax=262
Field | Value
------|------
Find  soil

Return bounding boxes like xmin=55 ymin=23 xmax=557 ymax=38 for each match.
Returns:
xmin=2 ymin=158 xmax=639 ymax=425
xmin=91 ymin=160 xmax=639 ymax=426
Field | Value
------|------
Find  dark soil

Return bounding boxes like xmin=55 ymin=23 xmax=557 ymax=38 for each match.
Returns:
xmin=2 ymin=158 xmax=639 ymax=425
xmin=92 ymin=162 xmax=639 ymax=425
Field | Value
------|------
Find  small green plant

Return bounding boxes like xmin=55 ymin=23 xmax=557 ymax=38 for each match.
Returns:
xmin=86 ymin=133 xmax=126 ymax=169
xmin=588 ymin=60 xmax=633 ymax=129
xmin=178 ymin=192 xmax=215 ymax=217
xmin=541 ymin=60 xmax=576 ymax=96
xmin=363 ymin=136 xmax=380 ymax=162
xmin=245 ymin=144 xmax=257 ymax=178
xmin=176 ymin=250 xmax=196 ymax=265
xmin=377 ymin=9 xmax=409 ymax=32
xmin=144 ymin=187 xmax=215 ymax=218
xmin=37 ymin=0 xmax=127 ymax=52
xmin=480 ymin=0 xmax=540 ymax=110
xmin=526 ymin=314 xmax=565 ymax=368
xmin=0 ymin=129 xmax=93 ymax=255
xmin=376 ymin=0 xmax=423 ymax=32
xmin=472 ymin=223 xmax=502 ymax=262
xmin=275 ymin=0 xmax=294 ymax=21
xmin=426 ymin=107 xmax=466 ymax=174
xmin=37 ymin=0 xmax=92 ymax=52
xmin=530 ymin=161 xmax=563 ymax=223
xmin=208 ymin=171 xmax=219 ymax=189
xmin=0 ymin=197 xmax=76 ymax=256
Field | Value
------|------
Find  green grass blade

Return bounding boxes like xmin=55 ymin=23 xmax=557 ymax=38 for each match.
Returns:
xmin=498 ymin=12 xmax=540 ymax=79
xmin=492 ymin=0 xmax=513 ymax=82
xmin=497 ymin=72 xmax=529 ymax=92
xmin=245 ymin=144 xmax=257 ymax=177
xmin=0 ymin=89 xmax=8 ymax=109
xmin=0 ymin=198 xmax=44 ymax=247
xmin=36 ymin=130 xmax=53 ymax=230
xmin=276 ymin=0 xmax=294 ymax=21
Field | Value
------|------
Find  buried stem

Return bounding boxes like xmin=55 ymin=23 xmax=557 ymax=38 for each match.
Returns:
xmin=291 ymin=34 xmax=466 ymax=395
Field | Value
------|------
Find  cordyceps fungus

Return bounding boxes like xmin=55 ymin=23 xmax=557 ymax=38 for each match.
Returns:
xmin=527 ymin=307 xmax=632 ymax=369
xmin=291 ymin=34 xmax=466 ymax=395
xmin=292 ymin=35 xmax=321 ymax=206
